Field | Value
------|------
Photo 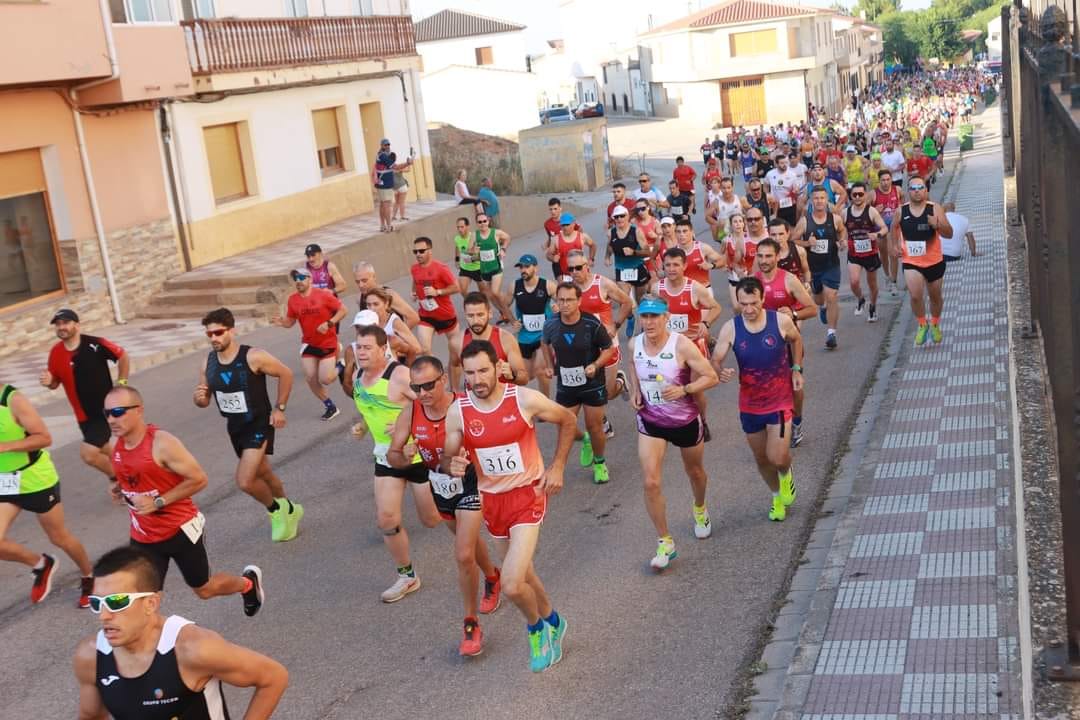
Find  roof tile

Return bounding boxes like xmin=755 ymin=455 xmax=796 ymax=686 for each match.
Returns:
xmin=647 ymin=0 xmax=823 ymax=36
xmin=415 ymin=8 xmax=526 ymax=43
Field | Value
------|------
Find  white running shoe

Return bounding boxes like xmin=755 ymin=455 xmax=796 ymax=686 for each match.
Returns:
xmin=380 ymin=574 xmax=421 ymax=603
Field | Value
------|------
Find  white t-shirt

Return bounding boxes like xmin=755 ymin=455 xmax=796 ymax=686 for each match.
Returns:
xmin=942 ymin=212 xmax=970 ymax=258
xmin=764 ymin=168 xmax=800 ymax=207
xmin=881 ymin=150 xmax=906 ymax=177
xmin=454 ymin=180 xmax=470 ymax=201
xmin=632 ymin=187 xmax=665 ymax=205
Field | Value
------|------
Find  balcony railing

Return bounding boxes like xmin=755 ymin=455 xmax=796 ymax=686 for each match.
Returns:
xmin=181 ymin=16 xmax=416 ymax=76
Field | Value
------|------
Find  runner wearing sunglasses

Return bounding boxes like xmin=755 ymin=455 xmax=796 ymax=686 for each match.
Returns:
xmin=105 ymin=386 xmax=264 ymax=616
xmin=194 ymin=308 xmax=303 ymax=544
xmin=411 ymin=236 xmax=461 ymax=354
xmin=74 ymin=546 xmax=287 ymax=720
xmin=270 ymin=268 xmax=346 ymax=421
xmin=387 ymin=355 xmax=502 ymax=657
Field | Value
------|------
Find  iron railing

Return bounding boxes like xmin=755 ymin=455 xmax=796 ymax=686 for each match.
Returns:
xmin=1001 ymin=0 xmax=1080 ymax=677
xmin=181 ymin=16 xmax=416 ymax=76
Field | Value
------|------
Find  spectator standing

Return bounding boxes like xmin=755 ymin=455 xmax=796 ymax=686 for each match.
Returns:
xmin=391 ymin=152 xmax=411 ymax=222
xmin=476 ymin=178 xmax=501 ymax=228
xmin=372 ymin=139 xmax=412 ymax=233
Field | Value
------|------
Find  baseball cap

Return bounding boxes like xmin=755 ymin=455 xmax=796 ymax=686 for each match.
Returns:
xmin=870 ymin=151 xmax=882 ymax=160
xmin=845 ymin=145 xmax=857 ymax=152
xmin=304 ymin=243 xmax=322 ymax=256
xmin=353 ymin=310 xmax=379 ymax=327
xmin=559 ymin=212 xmax=575 ymax=225
xmin=611 ymin=205 xmax=629 ymax=217
xmin=379 ymin=138 xmax=390 ymax=145
xmin=290 ymin=268 xmax=311 ymax=280
xmin=637 ymin=297 xmax=669 ymax=316
xmin=50 ymin=308 xmax=79 ymax=324
xmin=514 ymin=254 xmax=539 ymax=268
xmin=659 ymin=216 xmax=675 ymax=226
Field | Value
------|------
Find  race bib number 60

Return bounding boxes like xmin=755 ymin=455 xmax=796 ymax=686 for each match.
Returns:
xmin=475 ymin=442 xmax=524 ymax=477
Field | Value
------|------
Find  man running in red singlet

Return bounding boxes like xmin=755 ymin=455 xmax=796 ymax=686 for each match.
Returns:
xmin=871 ymin=169 xmax=904 ymax=293
xmin=105 ymin=386 xmax=264 ymax=615
xmin=569 ymin=250 xmax=632 ymax=414
xmin=448 ymin=292 xmax=528 ymax=390
xmin=673 ymin=218 xmax=724 ymax=289
xmin=546 ymin=212 xmax=596 ymax=282
xmin=443 ymin=340 xmax=577 ymax=673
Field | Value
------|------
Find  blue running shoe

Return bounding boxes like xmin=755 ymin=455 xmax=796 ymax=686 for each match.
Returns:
xmin=819 ymin=305 xmax=827 ymax=324
xmin=528 ymin=625 xmax=552 ymax=673
xmin=548 ymin=616 xmax=569 ymax=665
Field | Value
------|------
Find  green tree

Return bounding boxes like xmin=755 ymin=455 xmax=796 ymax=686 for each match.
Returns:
xmin=830 ymin=1 xmax=852 ymax=14
xmin=880 ymin=11 xmax=921 ymax=66
xmin=854 ymin=0 xmax=901 ymax=22
xmin=921 ymin=8 xmax=966 ymax=60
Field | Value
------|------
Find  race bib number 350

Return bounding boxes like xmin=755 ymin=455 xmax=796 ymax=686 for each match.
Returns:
xmin=475 ymin=443 xmax=524 ymax=477
xmin=667 ymin=314 xmax=689 ymax=333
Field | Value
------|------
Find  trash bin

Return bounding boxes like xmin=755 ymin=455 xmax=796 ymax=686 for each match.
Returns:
xmin=959 ymin=124 xmax=974 ymax=151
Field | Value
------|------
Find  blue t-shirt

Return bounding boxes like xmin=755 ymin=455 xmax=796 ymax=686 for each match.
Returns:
xmin=374 ymin=151 xmax=395 ymax=190
xmin=477 ymin=187 xmax=499 ymax=216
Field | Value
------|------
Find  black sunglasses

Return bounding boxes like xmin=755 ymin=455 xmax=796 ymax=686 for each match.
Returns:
xmin=104 ymin=405 xmax=140 ymax=418
xmin=413 ymin=249 xmax=429 ymax=255
xmin=567 ymin=264 xmax=587 ymax=271
xmin=851 ymin=192 xmax=865 ymax=198
xmin=409 ymin=374 xmax=444 ymax=394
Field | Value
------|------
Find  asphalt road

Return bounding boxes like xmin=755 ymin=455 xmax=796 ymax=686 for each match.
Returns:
xmin=0 ymin=199 xmax=905 ymax=719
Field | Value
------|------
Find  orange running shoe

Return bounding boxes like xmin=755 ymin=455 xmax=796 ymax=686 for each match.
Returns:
xmin=459 ymin=618 xmax=483 ymax=657
xmin=479 ymin=571 xmax=501 ymax=614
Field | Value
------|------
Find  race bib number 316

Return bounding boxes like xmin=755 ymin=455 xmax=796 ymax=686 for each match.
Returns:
xmin=475 ymin=443 xmax=524 ymax=477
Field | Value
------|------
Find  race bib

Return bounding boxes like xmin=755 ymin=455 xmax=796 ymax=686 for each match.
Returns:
xmin=459 ymin=253 xmax=473 ymax=264
xmin=373 ymin=442 xmax=389 ymax=466
xmin=906 ymin=241 xmax=927 ymax=257
xmin=670 ymin=205 xmax=683 ymax=215
xmin=214 ymin=390 xmax=249 ymax=414
xmin=853 ymin=237 xmax=873 ymax=254
xmin=640 ymin=380 xmax=667 ymax=406
xmin=479 ymin=248 xmax=497 ymax=263
xmin=668 ymin=314 xmax=690 ymax=333
xmin=0 ymin=471 xmax=21 ymax=495
xmin=522 ymin=314 xmax=545 ymax=332
xmin=180 ymin=512 xmax=206 ymax=544
xmin=475 ymin=442 xmax=524 ymax=477
xmin=811 ymin=236 xmax=829 ymax=254
xmin=428 ymin=471 xmax=463 ymax=499
xmin=420 ymin=297 xmax=438 ymax=312
xmin=619 ymin=267 xmax=639 ymax=282
xmin=560 ymin=365 xmax=588 ymax=387
xmin=779 ymin=195 xmax=793 ymax=208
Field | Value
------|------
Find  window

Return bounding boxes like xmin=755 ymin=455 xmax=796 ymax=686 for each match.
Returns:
xmin=312 ymin=108 xmax=344 ymax=177
xmin=475 ymin=47 xmax=494 ymax=66
xmin=730 ymin=29 xmax=778 ymax=57
xmin=180 ymin=0 xmax=214 ymax=19
xmin=204 ymin=123 xmax=249 ymax=204
xmin=351 ymin=0 xmax=374 ymax=14
xmin=284 ymin=0 xmax=307 ymax=17
xmin=124 ymin=0 xmax=174 ymax=22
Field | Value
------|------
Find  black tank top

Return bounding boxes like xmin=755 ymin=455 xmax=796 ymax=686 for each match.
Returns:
xmin=609 ymin=225 xmax=646 ymax=268
xmin=777 ymin=245 xmax=804 ymax=277
xmin=514 ymin=277 xmax=550 ymax=316
xmin=804 ymin=211 xmax=840 ymax=272
xmin=206 ymin=345 xmax=271 ymax=431
xmin=745 ymin=192 xmax=771 ymax=221
xmin=899 ymin=203 xmax=935 ymax=242
xmin=845 ymin=205 xmax=878 ymax=256
xmin=95 ymin=615 xmax=230 ymax=720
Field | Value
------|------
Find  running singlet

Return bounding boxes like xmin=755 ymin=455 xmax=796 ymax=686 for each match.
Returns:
xmin=306 ymin=260 xmax=333 ymax=292
xmin=112 ymin=425 xmax=199 ymax=544
xmin=744 ymin=192 xmax=771 ymax=221
xmin=804 ymin=212 xmax=840 ymax=272
xmin=805 ymin=181 xmax=837 ymax=206
xmin=513 ymin=278 xmax=553 ymax=346
xmin=463 ymin=328 xmax=507 ymax=362
xmin=741 ymin=236 xmax=762 ymax=275
xmin=633 ymin=332 xmax=699 ymax=427
xmin=0 ymin=385 xmax=58 ymax=496
xmin=679 ymin=242 xmax=711 ymax=287
xmin=732 ymin=312 xmax=794 ymax=415
xmin=874 ymin=185 xmax=901 ymax=228
xmin=844 ymin=157 xmax=865 ymax=184
xmin=657 ymin=279 xmax=700 ymax=336
xmin=411 ymin=394 xmax=454 ymax=471
xmin=740 ymin=151 xmax=756 ymax=178
xmin=457 ymin=384 xmax=544 ymax=494
xmin=777 ymin=246 xmax=805 ymax=279
xmin=455 ymin=233 xmax=480 ymax=272
xmin=579 ymin=275 xmax=614 ymax=328
xmin=411 ymin=261 xmax=457 ymax=322
xmin=715 ymin=196 xmax=742 ymax=229
xmin=610 ymin=225 xmax=647 ymax=279
xmin=286 ymin=289 xmax=341 ymax=351
xmin=845 ymin=205 xmax=879 ymax=258
xmin=352 ymin=362 xmax=420 ymax=466
xmin=898 ymin=203 xmax=942 ymax=267
xmin=754 ymin=269 xmax=798 ymax=313
xmin=95 ymin=616 xmax=228 ymax=720
xmin=724 ymin=235 xmax=744 ymax=281
xmin=206 ymin=345 xmax=271 ymax=432
xmin=475 ymin=229 xmax=502 ymax=275
xmin=556 ymin=231 xmax=585 ymax=276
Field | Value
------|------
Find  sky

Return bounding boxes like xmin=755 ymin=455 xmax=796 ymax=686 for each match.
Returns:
xmin=410 ymin=0 xmax=932 ymax=54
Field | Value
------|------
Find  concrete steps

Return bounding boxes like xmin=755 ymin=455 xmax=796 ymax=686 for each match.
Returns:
xmin=142 ymin=276 xmax=290 ymax=321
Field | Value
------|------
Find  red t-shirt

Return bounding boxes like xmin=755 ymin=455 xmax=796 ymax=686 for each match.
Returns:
xmin=816 ymin=149 xmax=843 ymax=165
xmin=286 ymin=288 xmax=342 ymax=350
xmin=47 ymin=335 xmax=125 ymax=423
xmin=605 ymin=199 xmax=636 ymax=225
xmin=906 ymin=156 xmax=934 ymax=180
xmin=672 ymin=165 xmax=696 ymax=193
xmin=411 ymin=260 xmax=457 ymax=321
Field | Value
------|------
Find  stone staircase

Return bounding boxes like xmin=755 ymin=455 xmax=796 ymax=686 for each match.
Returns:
xmin=142 ymin=274 xmax=291 ymax=320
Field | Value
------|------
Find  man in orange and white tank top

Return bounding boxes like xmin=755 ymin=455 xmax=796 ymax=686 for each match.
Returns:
xmin=568 ymin=250 xmax=633 ymax=412
xmin=890 ymin=175 xmax=952 ymax=347
xmin=673 ymin=218 xmax=724 ymax=288
xmin=443 ymin=340 xmax=577 ymax=674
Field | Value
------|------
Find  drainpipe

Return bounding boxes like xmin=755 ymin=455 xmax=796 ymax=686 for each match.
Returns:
xmin=157 ymin=104 xmax=192 ymax=271
xmin=69 ymin=0 xmax=124 ymax=323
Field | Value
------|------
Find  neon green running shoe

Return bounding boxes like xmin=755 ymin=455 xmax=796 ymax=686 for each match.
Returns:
xmin=592 ymin=460 xmax=609 ymax=484
xmin=779 ymin=473 xmax=797 ymax=507
xmin=269 ymin=505 xmax=288 ymax=542
xmin=649 ymin=538 xmax=678 ymax=570
xmin=914 ymin=324 xmax=929 ymax=346
xmin=693 ymin=505 xmax=712 ymax=538
xmin=528 ymin=625 xmax=552 ymax=673
xmin=768 ymin=495 xmax=787 ymax=522
xmin=579 ymin=433 xmax=593 ymax=467
xmin=282 ymin=502 xmax=303 ymax=542
xmin=930 ymin=323 xmax=943 ymax=344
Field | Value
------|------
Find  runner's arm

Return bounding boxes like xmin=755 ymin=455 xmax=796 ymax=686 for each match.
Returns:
xmin=248 ymin=349 xmax=293 ymax=420
xmin=710 ymin=320 xmax=737 ymax=382
xmin=767 ymin=193 xmax=779 ymax=214
xmin=341 ymin=345 xmax=357 ymax=396
xmin=391 ymin=292 xmax=421 ymax=329
xmin=517 ymin=385 xmax=577 ymax=476
xmin=193 ymin=360 xmax=212 ymax=408
xmin=779 ymin=313 xmax=805 ymax=369
xmin=787 ymin=275 xmax=818 ymax=321
xmin=604 ymin=278 xmax=634 ymax=328
xmin=791 ymin=217 xmax=809 ymax=248
xmin=391 ymin=318 xmax=423 ymax=359
xmin=176 ymin=625 xmax=288 ymax=720
xmin=390 ymin=364 xmax=418 ymax=403
xmin=0 ymin=391 xmax=51 ymax=454
xmin=150 ymin=431 xmax=209 ymax=507
xmin=386 ymin=401 xmax=415 ymax=469
xmin=327 ymin=298 xmax=348 ymax=326
xmin=834 ymin=213 xmax=848 ymax=251
xmin=74 ymin=636 xmax=108 ymax=720
xmin=694 ymin=282 xmax=722 ymax=329
xmin=932 ymin=204 xmax=953 ymax=239
xmin=868 ymin=207 xmax=889 ymax=238
xmin=677 ymin=334 xmax=719 ymax=393
xmin=832 ymin=181 xmax=848 ymax=208
xmin=441 ymin=401 xmax=466 ymax=475
xmin=116 ymin=351 xmax=130 ymax=384
xmin=328 ymin=262 xmax=348 ymax=295
xmin=499 ymin=330 xmax=529 ymax=386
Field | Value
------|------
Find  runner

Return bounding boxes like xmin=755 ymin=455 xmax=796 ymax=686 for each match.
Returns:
xmin=546 ymin=212 xmax=596 ymax=282
xmin=627 ymin=296 xmax=719 ymax=570
xmin=700 ymin=137 xmax=713 ymax=165
xmin=73 ymin=546 xmax=287 ymax=720
xmin=793 ymin=187 xmax=848 ymax=349
xmin=941 ymin=201 xmax=979 ymax=259
xmin=763 ymin=154 xmax=800 ymax=226
xmin=891 ymin=175 xmax=953 ymax=346
xmin=343 ymin=324 xmax=442 ymax=602
xmin=353 ymin=261 xmax=420 ymax=329
xmin=507 ymin=254 xmax=557 ymax=397
xmin=667 ymin=178 xmax=692 ymax=221
xmin=270 ymin=268 xmax=345 ymax=420
xmin=303 ymin=243 xmax=347 ymax=296
xmin=410 ymin=236 xmax=461 ymax=354
xmin=442 ymin=340 xmax=577 ymax=673
xmin=606 ymin=205 xmax=652 ymax=324
xmin=632 ymin=172 xmax=668 ymax=214
xmin=725 ymin=132 xmax=740 ymax=177
xmin=568 ymin=250 xmax=632 ymax=411
xmin=542 ymin=282 xmax=617 ymax=484
xmin=723 ymin=213 xmax=751 ymax=311
xmin=449 ymin=292 xmax=528 ymax=389
xmin=105 ymin=386 xmax=264 ymax=614
xmin=843 ymin=145 xmax=866 ymax=187
xmin=387 ymin=355 xmax=502 ymax=657
xmin=741 ymin=178 xmax=776 ymax=224
xmin=364 ymin=286 xmax=423 ymax=364
xmin=709 ymin=177 xmax=742 ymax=242
xmin=0 ymin=381 xmax=93 ymax=607
xmin=195 ymin=308 xmax=303 ymax=543
xmin=797 ymin=162 xmax=847 ymax=215
xmin=712 ymin=277 xmax=804 ymax=521
xmin=844 ymin=181 xmax=889 ymax=323
xmin=471 ymin=212 xmax=516 ymax=323
xmin=673 ymin=217 xmax=725 ymax=291
xmin=871 ymin=169 xmax=904 ymax=292
xmin=40 ymin=309 xmax=127 ymax=481
xmin=454 ymin=216 xmax=483 ymax=295
xmin=543 ymin=198 xmax=582 ymax=279
xmin=671 ymin=158 xmax=697 ymax=215
xmin=880 ymin=137 xmax=907 ymax=188
xmin=606 ymin=183 xmax=638 ymax=228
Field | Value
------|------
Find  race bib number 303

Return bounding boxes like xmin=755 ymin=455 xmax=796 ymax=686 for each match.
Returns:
xmin=475 ymin=443 xmax=524 ymax=477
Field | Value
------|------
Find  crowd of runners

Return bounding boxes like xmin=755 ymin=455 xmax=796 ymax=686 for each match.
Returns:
xmin=0 ymin=66 xmax=991 ymax=717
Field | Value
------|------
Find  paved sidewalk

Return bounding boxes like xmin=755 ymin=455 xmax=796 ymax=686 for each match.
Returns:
xmin=757 ymin=104 xmax=1026 ymax=718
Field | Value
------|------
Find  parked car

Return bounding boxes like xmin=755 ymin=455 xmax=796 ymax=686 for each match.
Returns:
xmin=574 ymin=102 xmax=604 ymax=119
xmin=541 ymin=106 xmax=574 ymax=124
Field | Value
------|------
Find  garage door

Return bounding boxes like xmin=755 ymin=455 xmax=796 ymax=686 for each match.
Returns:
xmin=720 ymin=77 xmax=765 ymax=128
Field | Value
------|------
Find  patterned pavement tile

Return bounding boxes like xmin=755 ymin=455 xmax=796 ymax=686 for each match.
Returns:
xmin=903 ymin=639 xmax=1002 ymax=673
xmin=909 ymin=604 xmax=998 ymax=639
xmin=825 ymin=608 xmax=914 ymax=640
xmin=899 ymin=673 xmax=999 ymax=715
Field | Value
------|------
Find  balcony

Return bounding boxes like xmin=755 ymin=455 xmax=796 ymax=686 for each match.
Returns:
xmin=0 ymin=0 xmax=111 ymax=87
xmin=181 ymin=16 xmax=418 ymax=92
xmin=78 ymin=24 xmax=194 ymax=107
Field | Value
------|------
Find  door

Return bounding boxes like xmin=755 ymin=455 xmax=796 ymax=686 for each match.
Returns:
xmin=720 ymin=77 xmax=765 ymax=127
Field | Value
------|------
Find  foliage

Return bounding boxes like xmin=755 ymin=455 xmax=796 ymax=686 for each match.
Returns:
xmin=879 ymin=0 xmax=1003 ymax=65
xmin=854 ymin=0 xmax=901 ymax=22
xmin=829 ymin=1 xmax=852 ymax=14
xmin=880 ymin=11 xmax=922 ymax=66
xmin=922 ymin=7 xmax=967 ymax=60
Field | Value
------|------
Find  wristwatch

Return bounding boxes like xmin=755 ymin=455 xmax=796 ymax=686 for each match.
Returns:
xmin=153 ymin=496 xmax=166 ymax=510
xmin=276 ymin=403 xmax=287 ymax=412
xmin=791 ymin=364 xmax=803 ymax=373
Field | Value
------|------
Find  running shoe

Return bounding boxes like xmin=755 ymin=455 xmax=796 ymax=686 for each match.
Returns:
xmin=603 ymin=416 xmax=615 ymax=438
xmin=592 ymin=460 xmax=609 ymax=484
xmin=615 ymin=370 xmax=629 ymax=402
xmin=780 ymin=473 xmax=797 ymax=507
xmin=649 ymin=538 xmax=678 ymax=570
xmin=269 ymin=505 xmax=288 ymax=542
xmin=335 ymin=360 xmax=346 ymax=383
xmin=479 ymin=571 xmax=501 ymax=614
xmin=768 ymin=496 xmax=786 ymax=522
xmin=528 ymin=625 xmax=553 ymax=673
xmin=579 ymin=433 xmax=593 ymax=467
xmin=321 ymin=404 xmax=340 ymax=421
xmin=625 ymin=314 xmax=636 ymax=339
xmin=241 ymin=565 xmax=264 ymax=617
xmin=825 ymin=331 xmax=837 ymax=350
xmin=819 ymin=305 xmax=827 ymax=324
xmin=548 ymin=615 xmax=569 ymax=666
xmin=282 ymin=502 xmax=303 ymax=542
xmin=930 ymin=323 xmax=943 ymax=344
xmin=693 ymin=505 xmax=712 ymax=539
xmin=868 ymin=304 xmax=878 ymax=323
xmin=854 ymin=297 xmax=865 ymax=316
xmin=914 ymin=323 xmax=929 ymax=346
xmin=381 ymin=573 xmax=421 ymax=603
xmin=78 ymin=576 xmax=94 ymax=609
xmin=791 ymin=421 xmax=804 ymax=448
xmin=459 ymin=618 xmax=484 ymax=657
xmin=30 ymin=553 xmax=56 ymax=604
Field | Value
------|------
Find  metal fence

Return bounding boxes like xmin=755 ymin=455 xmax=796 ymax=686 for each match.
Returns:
xmin=1001 ymin=0 xmax=1080 ymax=676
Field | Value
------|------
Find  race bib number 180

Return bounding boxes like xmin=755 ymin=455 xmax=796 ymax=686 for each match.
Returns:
xmin=428 ymin=471 xmax=464 ymax=499
xmin=475 ymin=443 xmax=524 ymax=477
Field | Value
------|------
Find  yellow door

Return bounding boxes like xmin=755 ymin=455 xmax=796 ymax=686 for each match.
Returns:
xmin=720 ymin=77 xmax=766 ymax=127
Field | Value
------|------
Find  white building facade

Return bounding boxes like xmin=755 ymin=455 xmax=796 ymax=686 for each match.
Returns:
xmin=986 ymin=15 xmax=1003 ymax=61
